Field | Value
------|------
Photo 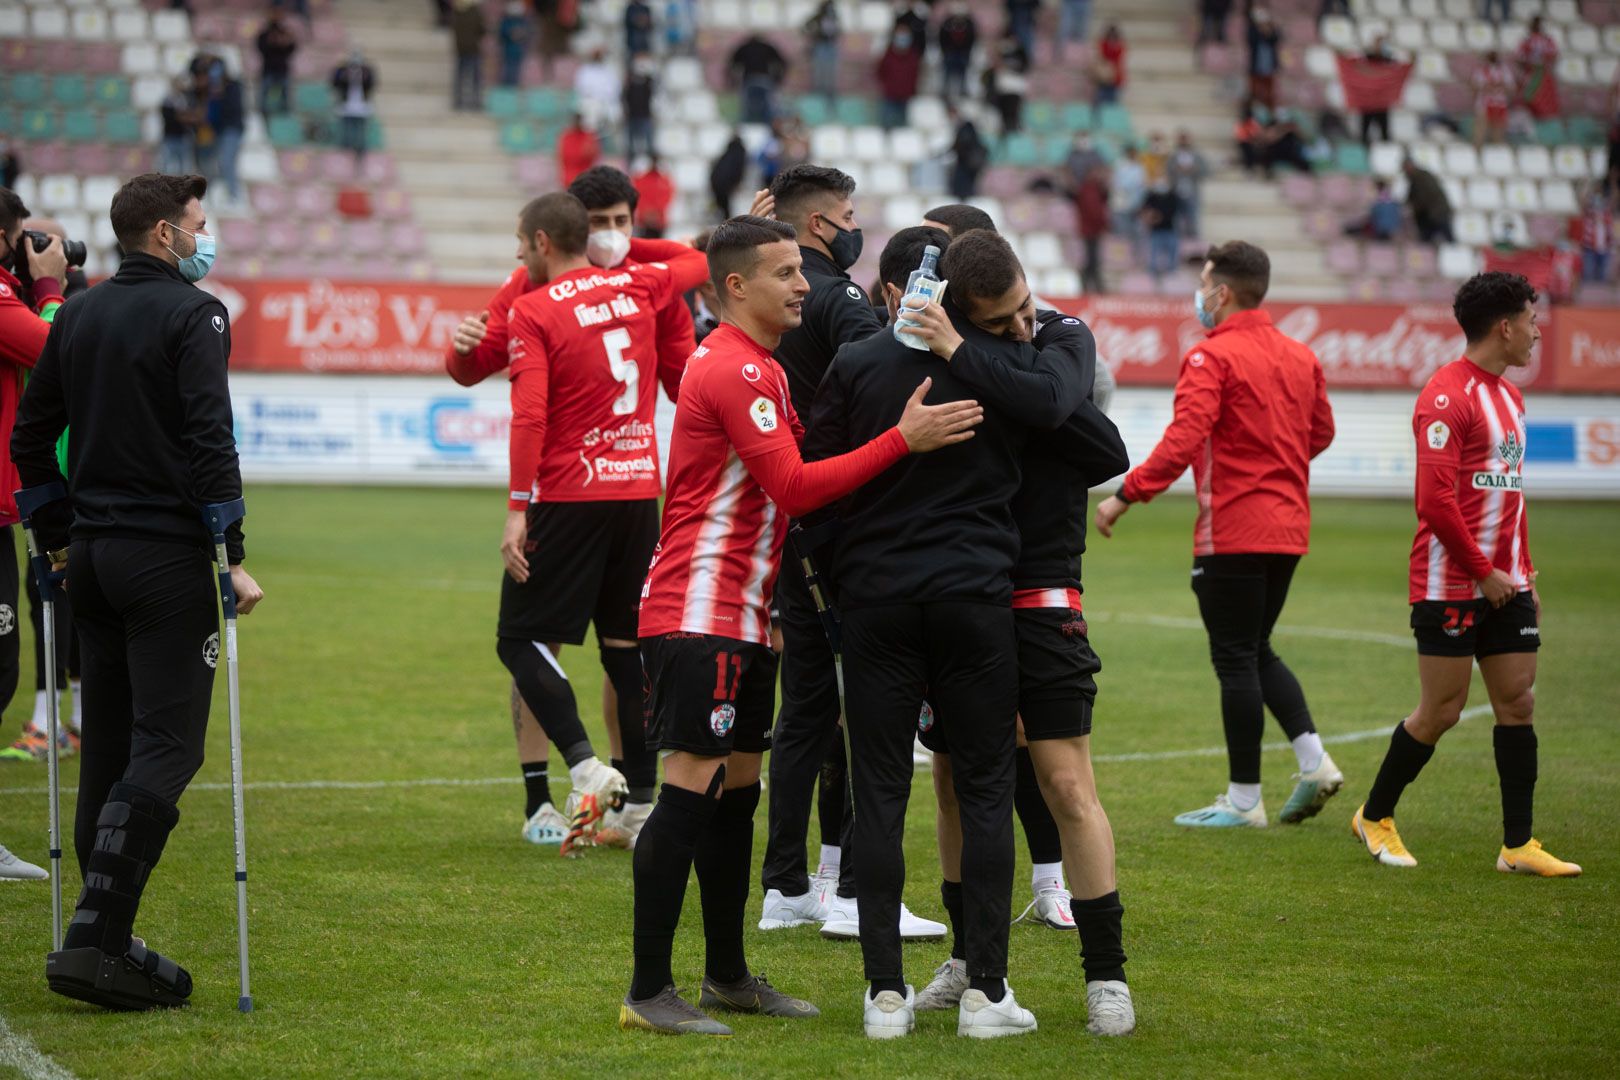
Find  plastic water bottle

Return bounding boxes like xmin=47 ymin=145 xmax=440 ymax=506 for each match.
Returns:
xmin=893 ymin=244 xmax=944 ymax=350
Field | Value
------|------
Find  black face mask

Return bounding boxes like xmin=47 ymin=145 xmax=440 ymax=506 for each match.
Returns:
xmin=819 ymin=218 xmax=864 ymax=271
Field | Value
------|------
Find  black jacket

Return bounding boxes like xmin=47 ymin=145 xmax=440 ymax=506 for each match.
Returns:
xmin=773 ymin=246 xmax=885 ymax=417
xmin=12 ymin=253 xmax=245 ymax=561
xmin=804 ymin=308 xmax=1088 ymax=609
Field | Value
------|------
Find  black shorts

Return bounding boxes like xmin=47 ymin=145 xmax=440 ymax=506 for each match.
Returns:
xmin=917 ymin=607 xmax=1100 ymax=752
xmin=497 ymin=499 xmax=659 ymax=644
xmin=641 ymin=632 xmax=778 ymax=756
xmin=1411 ymin=592 xmax=1541 ymax=658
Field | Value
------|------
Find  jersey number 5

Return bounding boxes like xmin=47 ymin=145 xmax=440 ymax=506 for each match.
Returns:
xmin=602 ymin=327 xmax=639 ymax=416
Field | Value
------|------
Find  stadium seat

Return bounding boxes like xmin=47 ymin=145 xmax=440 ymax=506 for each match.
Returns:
xmin=61 ymin=109 xmax=99 ymax=142
xmin=1546 ymin=0 xmax=1579 ymax=20
xmin=1504 ymin=179 xmax=1540 ymax=211
xmin=836 ymin=97 xmax=874 ymax=128
xmin=306 ymin=221 xmax=342 ymax=255
xmin=1490 ymin=210 xmax=1529 ymax=247
xmin=1097 ymin=104 xmax=1133 ymax=139
xmin=1410 ymin=0 xmax=1441 ymax=17
xmin=1438 ymin=243 xmax=1481 ymax=279
xmin=92 ymin=75 xmax=131 ymax=107
xmin=1022 ymin=233 xmax=1063 ymax=271
xmin=1466 ymin=178 xmax=1503 ymax=211
xmin=1462 ymin=21 xmax=1496 ymax=50
xmin=1540 ymin=179 xmax=1578 ymax=214
xmin=1042 ymin=269 xmax=1081 ymax=297
xmin=1455 ymin=209 xmax=1492 ymax=245
xmin=150 ymin=10 xmax=189 ymax=43
xmin=794 ymin=96 xmax=830 ymax=127
xmin=525 ymin=87 xmax=570 ymax=120
xmin=679 ymin=91 xmax=718 ymax=125
xmin=390 ymin=223 xmax=427 ymax=256
xmin=809 ymin=126 xmax=849 ymax=160
xmin=1481 ymin=144 xmax=1516 ymax=177
xmin=1556 ymin=56 xmax=1589 ymax=84
xmin=883 ymin=196 xmax=924 ymax=231
xmin=999 ymin=133 xmax=1041 ymax=168
xmin=19 ymin=109 xmax=57 ymax=141
xmin=670 ymin=157 xmax=707 ymax=194
xmin=1326 ymin=240 xmax=1363 ymax=274
xmin=1442 ymin=144 xmax=1480 ymax=177
xmin=1535 ymin=118 xmax=1567 ymax=144
xmin=1320 ymin=15 xmax=1356 ymax=49
xmin=1335 ymin=142 xmax=1371 ymax=174
xmin=252 ymin=184 xmax=292 ymax=218
xmin=850 ymin=126 xmax=886 ymax=161
xmin=269 ymin=114 xmax=305 ymax=148
xmin=1429 ymin=20 xmax=1462 ymax=51
xmin=663 ymin=57 xmax=703 ymax=93
xmin=296 ymin=82 xmax=333 ymax=114
xmin=889 ymin=128 xmax=927 ymax=165
xmin=1404 ymin=244 xmax=1438 ymax=277
xmin=1369 ymin=141 xmax=1404 ymax=176
xmin=1518 ymin=144 xmax=1552 ymax=177
xmin=1393 ymin=20 xmax=1427 ymax=50
xmin=294 ymin=185 xmax=336 ymax=219
xmin=485 ymin=87 xmax=520 ymax=120
xmin=909 ymin=96 xmax=949 ymax=135
xmin=102 ymin=109 xmax=140 ymax=143
xmin=1606 ymin=27 xmax=1620 ymax=53
xmin=121 ymin=42 xmax=160 ymax=76
xmin=1568 ymin=25 xmax=1600 ymax=53
xmin=70 ymin=9 xmax=109 ymax=41
xmin=1025 ymin=101 xmax=1057 ymax=132
xmin=50 ymin=75 xmax=89 ymax=108
xmin=37 ymin=174 xmax=81 ymax=213
xmin=30 ymin=8 xmax=69 ymax=39
xmin=110 ymin=9 xmax=149 ymax=42
xmin=1364 ymin=243 xmax=1400 ymax=277
xmin=1567 ymin=115 xmax=1602 ymax=145
xmin=8 ymin=73 xmax=47 ymax=107
xmin=867 ymin=162 xmax=906 ymax=197
xmin=0 ymin=7 xmax=24 ymax=37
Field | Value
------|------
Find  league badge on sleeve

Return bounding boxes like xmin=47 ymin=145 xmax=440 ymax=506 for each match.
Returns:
xmin=750 ymin=396 xmax=778 ymax=433
xmin=1427 ymin=421 xmax=1451 ymax=450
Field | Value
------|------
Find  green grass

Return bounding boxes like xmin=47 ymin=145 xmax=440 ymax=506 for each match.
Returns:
xmin=1 ymin=487 xmax=1617 ymax=1079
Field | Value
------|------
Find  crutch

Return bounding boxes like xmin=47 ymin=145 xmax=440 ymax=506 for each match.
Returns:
xmin=15 ymin=482 xmax=67 ymax=951
xmin=789 ymin=522 xmax=855 ymax=820
xmin=202 ymin=499 xmax=252 ymax=1014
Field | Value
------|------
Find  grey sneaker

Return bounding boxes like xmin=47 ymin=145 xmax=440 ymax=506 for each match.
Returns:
xmin=914 ymin=957 xmax=970 ymax=1011
xmin=699 ymin=972 xmax=820 ymax=1018
xmin=1085 ymin=979 xmax=1136 ymax=1035
xmin=619 ymin=985 xmax=733 ymax=1036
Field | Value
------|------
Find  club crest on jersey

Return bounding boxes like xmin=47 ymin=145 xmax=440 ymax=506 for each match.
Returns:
xmin=709 ymin=703 xmax=736 ymax=737
xmin=1496 ymin=430 xmax=1524 ymax=468
xmin=917 ymin=701 xmax=935 ymax=734
xmin=1427 ymin=421 xmax=1451 ymax=450
xmin=741 ymin=362 xmax=762 ymax=383
xmin=1188 ymin=352 xmax=1205 ymax=367
xmin=1434 ymin=393 xmax=1449 ymax=409
xmin=750 ymin=396 xmax=778 ymax=432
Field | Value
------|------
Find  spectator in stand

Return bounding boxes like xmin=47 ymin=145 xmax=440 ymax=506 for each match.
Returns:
xmin=434 ymin=0 xmax=450 ymax=26
xmin=451 ymin=0 xmax=487 ymax=111
xmin=625 ymin=0 xmax=655 ymax=55
xmin=158 ymin=76 xmax=197 ymax=175
xmin=624 ymin=53 xmax=657 ymax=168
xmin=1169 ymin=131 xmax=1209 ymax=238
xmin=1403 ymin=155 xmax=1453 ymax=244
xmin=1235 ymin=103 xmax=1264 ymax=174
xmin=1141 ymin=131 xmax=1169 ymax=185
xmin=877 ymin=28 xmax=923 ymax=131
xmin=1318 ymin=0 xmax=1349 ymax=16
xmin=1479 ymin=0 xmax=1509 ymax=24
xmin=1515 ymin=16 xmax=1560 ymax=122
xmin=1579 ymin=187 xmax=1614 ymax=285
xmin=633 ymin=155 xmax=675 ymax=238
xmin=757 ymin=120 xmax=786 ymax=186
xmin=1095 ymin=24 xmax=1126 ymax=106
xmin=255 ymin=5 xmax=298 ymax=119
xmin=1066 ymin=131 xmax=1105 ymax=194
xmin=1199 ymin=0 xmax=1232 ymax=45
xmin=532 ymin=0 xmax=579 ymax=79
xmin=332 ymin=50 xmax=376 ymax=165
xmin=1007 ymin=0 xmax=1040 ymax=61
xmin=985 ymin=32 xmax=1030 ymax=138
xmin=1142 ymin=177 xmax=1180 ymax=282
xmin=1343 ymin=180 xmax=1402 ymax=241
xmin=709 ymin=130 xmax=747 ymax=217
xmin=1607 ymin=64 xmax=1620 ymax=200
xmin=1357 ymin=35 xmax=1397 ymax=146
xmin=194 ymin=61 xmax=245 ymax=209
xmin=498 ymin=2 xmax=532 ymax=88
xmin=805 ymin=0 xmax=842 ymax=101
xmin=1058 ymin=0 xmax=1092 ymax=57
xmin=575 ymin=46 xmax=623 ymax=145
xmin=946 ymin=104 xmax=988 ymax=200
xmin=558 ymin=112 xmax=601 ymax=186
xmin=1473 ymin=49 xmax=1514 ymax=148
xmin=892 ymin=1 xmax=929 ymax=54
xmin=0 ymin=140 xmax=18 ymax=189
xmin=729 ymin=33 xmax=788 ymax=125
xmin=1077 ymin=163 xmax=1110 ymax=293
xmin=1246 ymin=7 xmax=1281 ymax=111
xmin=938 ymin=2 xmax=978 ymax=102
xmin=1260 ymin=108 xmax=1313 ymax=177
xmin=1111 ymin=143 xmax=1147 ymax=264
xmin=664 ymin=0 xmax=697 ymax=54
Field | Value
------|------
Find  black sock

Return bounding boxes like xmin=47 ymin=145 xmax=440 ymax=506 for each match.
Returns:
xmin=1013 ymin=746 xmax=1063 ymax=865
xmin=1494 ymin=725 xmax=1537 ymax=849
xmin=871 ymin=978 xmax=906 ymax=995
xmin=941 ymin=878 xmax=965 ymax=962
xmin=969 ymin=976 xmax=1006 ymax=1002
xmin=521 ymin=760 xmax=550 ymax=817
xmin=1363 ymin=721 xmax=1436 ymax=821
xmin=601 ymin=645 xmax=657 ymax=803
xmin=630 ymin=783 xmax=718 ymax=1001
xmin=1073 ymin=890 xmax=1127 ymax=984
xmin=694 ymin=782 xmax=760 ymax=984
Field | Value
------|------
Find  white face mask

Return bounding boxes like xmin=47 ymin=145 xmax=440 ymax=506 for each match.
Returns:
xmin=586 ymin=228 xmax=631 ymax=269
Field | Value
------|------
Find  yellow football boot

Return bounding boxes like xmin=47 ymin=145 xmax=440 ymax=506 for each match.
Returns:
xmin=1496 ymin=838 xmax=1582 ymax=877
xmin=1351 ymin=805 xmax=1417 ymax=867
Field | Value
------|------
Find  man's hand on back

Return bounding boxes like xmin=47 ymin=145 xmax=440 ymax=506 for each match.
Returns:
xmin=896 ymin=377 xmax=982 ymax=452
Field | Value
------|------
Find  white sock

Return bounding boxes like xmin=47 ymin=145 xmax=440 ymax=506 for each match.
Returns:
xmin=1031 ymin=861 xmax=1065 ymax=892
xmin=1291 ymin=732 xmax=1325 ymax=772
xmin=29 ymin=690 xmax=46 ymax=733
xmin=817 ymin=845 xmax=841 ymax=874
xmin=1227 ymin=782 xmax=1263 ymax=811
xmin=69 ymin=680 xmax=82 ymax=734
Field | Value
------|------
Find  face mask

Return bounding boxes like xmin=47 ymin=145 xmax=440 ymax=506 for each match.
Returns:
xmin=586 ymin=228 xmax=632 ymax=269
xmin=820 ymin=219 xmax=863 ymax=271
xmin=1194 ymin=285 xmax=1220 ymax=330
xmin=164 ymin=222 xmax=216 ymax=282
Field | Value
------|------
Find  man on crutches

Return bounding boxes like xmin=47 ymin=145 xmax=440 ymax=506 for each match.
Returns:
xmin=10 ymin=172 xmax=264 ymax=1011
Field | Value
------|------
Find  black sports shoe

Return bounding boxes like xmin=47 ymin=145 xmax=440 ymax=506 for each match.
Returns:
xmin=699 ymin=972 xmax=820 ymax=1018
xmin=619 ymin=985 xmax=733 ymax=1036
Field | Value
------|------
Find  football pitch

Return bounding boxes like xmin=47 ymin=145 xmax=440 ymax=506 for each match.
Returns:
xmin=0 ymin=486 xmax=1616 ymax=1080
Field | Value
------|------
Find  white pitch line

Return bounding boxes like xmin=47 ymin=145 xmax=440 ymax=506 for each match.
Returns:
xmin=1090 ymin=611 xmax=1414 ymax=649
xmin=0 ymin=706 xmax=1493 ymax=799
xmin=0 ymin=1014 xmax=78 ymax=1080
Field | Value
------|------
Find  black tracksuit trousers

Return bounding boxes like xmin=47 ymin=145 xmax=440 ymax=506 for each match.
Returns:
xmin=67 ymin=538 xmax=219 ymax=873
xmin=843 ymin=601 xmax=1018 ymax=983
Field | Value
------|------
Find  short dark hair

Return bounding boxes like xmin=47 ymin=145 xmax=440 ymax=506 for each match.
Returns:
xmin=938 ymin=229 xmax=1023 ymax=306
xmin=568 ymin=164 xmax=639 ymax=214
xmin=1453 ymin=271 xmax=1537 ymax=343
xmin=921 ymin=203 xmax=996 ymax=236
xmin=109 ymin=172 xmax=207 ymax=252
xmin=769 ymin=164 xmax=857 ymax=226
xmin=518 ymin=192 xmax=588 ymax=256
xmin=878 ymin=226 xmax=951 ymax=293
xmin=1205 ymin=240 xmax=1270 ymax=307
xmin=706 ymin=215 xmax=797 ymax=294
xmin=0 ymin=187 xmax=28 ymax=235
xmin=690 ymin=227 xmax=714 ymax=253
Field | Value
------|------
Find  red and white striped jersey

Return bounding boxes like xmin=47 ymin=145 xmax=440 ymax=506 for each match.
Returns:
xmin=1408 ymin=357 xmax=1534 ymax=603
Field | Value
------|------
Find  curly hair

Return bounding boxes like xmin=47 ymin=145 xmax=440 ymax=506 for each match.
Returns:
xmin=1453 ymin=271 xmax=1537 ymax=343
xmin=567 ymin=164 xmax=639 ymax=213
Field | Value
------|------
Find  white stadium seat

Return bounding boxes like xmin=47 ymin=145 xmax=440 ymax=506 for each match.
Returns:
xmin=1510 ymin=0 xmax=1543 ymax=19
xmin=1540 ymin=179 xmax=1578 ymax=214
xmin=706 ymin=0 xmax=742 ymax=29
xmin=968 ymin=196 xmax=1004 ymax=226
xmin=1554 ymin=56 xmax=1588 ymax=85
xmin=850 ymin=126 xmax=887 ymax=161
xmin=1544 ymin=0 xmax=1578 ymax=21
xmin=1567 ymin=26 xmax=1600 ymax=54
xmin=1044 ymin=269 xmax=1081 ymax=297
xmin=81 ymin=176 xmax=120 ymax=214
xmin=121 ymin=42 xmax=159 ymax=76
xmin=150 ymin=9 xmax=189 ymax=43
xmin=662 ymin=58 xmax=702 ymax=93
xmin=10 ymin=176 xmax=38 ymax=210
xmin=1410 ymin=142 xmax=1443 ymax=172
xmin=70 ymin=9 xmax=108 ymax=40
xmin=0 ymin=8 xmax=23 ymax=36
xmin=1442 ymin=176 xmax=1466 ymax=210
xmin=1022 ymin=234 xmax=1063 ymax=272
xmin=38 ymin=176 xmax=82 ymax=214
xmin=1401 ymin=80 xmax=1436 ymax=111
xmin=1504 ymin=179 xmax=1540 ymax=212
xmin=1438 ymin=243 xmax=1482 ymax=279
xmin=1552 ymin=145 xmax=1590 ymax=179
xmin=907 ymin=97 xmax=949 ymax=136
xmin=93 ymin=215 xmax=119 ymax=252
xmin=809 ymin=126 xmax=849 ymax=160
xmin=1357 ymin=19 xmax=1391 ymax=48
xmin=238 ymin=145 xmax=278 ymax=184
xmin=1589 ymin=148 xmax=1607 ymax=178
xmin=678 ymin=91 xmax=717 ymax=124
xmin=31 ymin=7 xmax=69 ymax=38
xmin=1466 ymin=178 xmax=1503 ymax=211
xmin=883 ymin=196 xmax=924 ymax=232
xmin=1481 ymin=144 xmax=1516 ymax=177
xmin=856 ymin=2 xmax=891 ymax=35
xmin=1370 ymin=141 xmax=1405 ymax=176
xmin=743 ymin=0 xmax=775 ymax=29
xmin=1498 ymin=24 xmax=1526 ymax=52
xmin=1593 ymin=56 xmax=1618 ymax=87
xmin=1517 ymin=144 xmax=1552 ymax=178
xmin=1320 ymin=16 xmax=1357 ymax=51
xmin=671 ymin=157 xmax=707 ymax=194
xmin=1305 ymin=45 xmax=1336 ymax=81
xmin=1443 ymin=144 xmax=1479 ymax=177
xmin=737 ymin=122 xmax=771 ymax=155
xmin=162 ymin=43 xmax=193 ymax=73
xmin=1371 ymin=0 xmax=1403 ymax=18
xmin=1390 ymin=110 xmax=1422 ymax=142
xmin=1605 ymin=27 xmax=1620 ymax=54
xmin=1417 ymin=50 xmax=1449 ymax=80
xmin=1428 ymin=20 xmax=1462 ymax=51
xmin=653 ymin=124 xmax=686 ymax=159
xmin=866 ymin=162 xmax=906 ymax=197
xmin=1409 ymin=0 xmax=1440 ymax=17
xmin=1463 ymin=21 xmax=1496 ymax=50
xmin=1454 ymin=211 xmax=1490 ymax=246
xmin=1393 ymin=20 xmax=1427 ymax=51
xmin=1441 ymin=0 xmax=1473 ymax=16
xmin=693 ymin=124 xmax=728 ymax=158
xmin=888 ymin=128 xmax=927 ymax=165
xmin=111 ymin=10 xmax=149 ymax=41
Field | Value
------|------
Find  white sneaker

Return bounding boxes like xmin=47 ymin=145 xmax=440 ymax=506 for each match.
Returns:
xmin=1279 ymin=750 xmax=1345 ymax=824
xmin=862 ymin=984 xmax=915 ymax=1039
xmin=914 ymin=957 xmax=969 ymax=1011
xmin=957 ymin=985 xmax=1037 ymax=1038
xmin=820 ymin=895 xmax=860 ymax=940
xmin=570 ymin=757 xmax=629 ymax=806
xmin=1014 ymin=883 xmax=1076 ymax=930
xmin=521 ymin=803 xmax=570 ymax=845
xmin=898 ymin=903 xmax=947 ymax=940
xmin=595 ymin=801 xmax=652 ymax=849
xmin=1173 ymin=792 xmax=1269 ymax=828
xmin=759 ymin=888 xmax=828 ymax=930
xmin=0 ymin=843 xmax=47 ymax=881
xmin=1085 ymin=979 xmax=1136 ymax=1035
xmin=810 ymin=863 xmax=840 ymax=908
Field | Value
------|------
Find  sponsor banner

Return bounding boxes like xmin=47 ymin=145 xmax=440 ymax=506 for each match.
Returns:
xmin=1550 ymin=306 xmax=1620 ymax=393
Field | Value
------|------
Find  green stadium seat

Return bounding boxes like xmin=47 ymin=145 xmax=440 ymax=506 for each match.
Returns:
xmin=366 ymin=119 xmax=384 ymax=150
xmin=1040 ymin=134 xmax=1072 ymax=167
xmin=62 ymin=109 xmax=100 ymax=142
xmin=1335 ymin=141 xmax=1370 ymax=174
xmin=500 ymin=120 xmax=538 ymax=154
xmin=91 ymin=76 xmax=130 ymax=108
xmin=835 ymin=97 xmax=873 ymax=127
xmin=1061 ymin=101 xmax=1094 ymax=132
xmin=0 ymin=107 xmax=14 ymax=136
xmin=487 ymin=86 xmax=520 ymax=118
xmin=717 ymin=93 xmax=740 ymax=125
xmin=1535 ymin=118 xmax=1566 ymax=144
xmin=998 ymin=132 xmax=1041 ymax=167
xmin=294 ymin=81 xmax=331 ymax=114
xmin=19 ymin=108 xmax=56 ymax=140
xmin=524 ymin=87 xmax=569 ymax=120
xmin=50 ymin=75 xmax=89 ymax=108
xmin=1025 ymin=100 xmax=1057 ymax=133
xmin=8 ymin=73 xmax=46 ymax=106
xmin=268 ymin=113 xmax=305 ymax=148
xmin=1097 ymin=103 xmax=1133 ymax=139
xmin=1567 ymin=115 xmax=1601 ymax=146
xmin=794 ymin=95 xmax=829 ymax=127
xmin=103 ymin=109 xmax=141 ymax=143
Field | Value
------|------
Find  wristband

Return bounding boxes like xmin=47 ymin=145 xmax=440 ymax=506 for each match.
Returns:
xmin=1115 ymin=484 xmax=1132 ymax=504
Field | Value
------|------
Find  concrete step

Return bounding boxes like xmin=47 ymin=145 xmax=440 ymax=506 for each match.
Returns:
xmin=413 ymin=194 xmax=525 ymax=230
xmin=383 ymin=119 xmax=501 ymax=154
xmin=396 ymin=159 xmax=519 ymax=194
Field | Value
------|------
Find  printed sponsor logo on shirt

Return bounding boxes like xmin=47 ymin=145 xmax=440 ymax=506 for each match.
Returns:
xmin=1434 ymin=393 xmax=1449 ymax=409
xmin=709 ymin=703 xmax=736 ymax=737
xmin=546 ymin=270 xmax=633 ymax=302
xmin=846 ymin=285 xmax=863 ymax=300
xmin=212 ymin=315 xmax=225 ymax=333
xmin=1188 ymin=352 xmax=1205 ymax=367
xmin=1472 ymin=472 xmax=1523 ymax=490
xmin=741 ymin=362 xmax=762 ymax=383
xmin=1496 ymin=430 xmax=1525 ymax=468
xmin=1427 ymin=421 xmax=1451 ymax=450
xmin=750 ymin=395 xmax=778 ymax=432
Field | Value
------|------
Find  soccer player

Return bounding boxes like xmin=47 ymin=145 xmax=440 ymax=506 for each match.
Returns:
xmin=896 ymin=228 xmax=1138 ymax=1036
xmin=622 ymin=216 xmax=980 ymax=1036
xmin=1094 ymin=241 xmax=1341 ymax=828
xmin=448 ymin=168 xmax=694 ymax=849
xmin=495 ymin=192 xmax=707 ymax=853
xmin=1352 ymin=272 xmax=1580 ymax=877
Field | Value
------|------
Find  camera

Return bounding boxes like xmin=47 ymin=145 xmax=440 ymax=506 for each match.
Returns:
xmin=23 ymin=229 xmax=86 ymax=268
